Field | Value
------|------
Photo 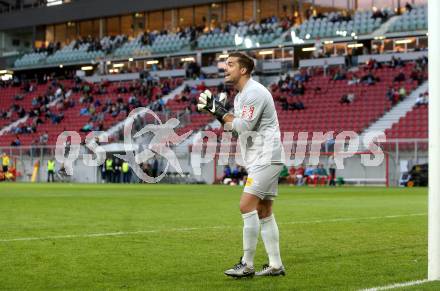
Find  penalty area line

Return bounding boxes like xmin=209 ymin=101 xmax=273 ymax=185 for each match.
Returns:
xmin=359 ymin=279 xmax=430 ymax=291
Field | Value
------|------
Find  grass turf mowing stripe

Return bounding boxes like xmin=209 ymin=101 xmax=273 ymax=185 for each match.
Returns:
xmin=0 ymin=212 xmax=426 ymax=243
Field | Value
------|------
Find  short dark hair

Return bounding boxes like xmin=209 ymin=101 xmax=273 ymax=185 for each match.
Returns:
xmin=228 ymin=52 xmax=254 ymax=76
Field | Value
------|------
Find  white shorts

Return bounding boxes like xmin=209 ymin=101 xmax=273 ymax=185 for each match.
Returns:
xmin=244 ymin=164 xmax=283 ymax=200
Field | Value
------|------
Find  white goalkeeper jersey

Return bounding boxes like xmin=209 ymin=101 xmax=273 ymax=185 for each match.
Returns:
xmin=232 ymin=78 xmax=285 ymax=171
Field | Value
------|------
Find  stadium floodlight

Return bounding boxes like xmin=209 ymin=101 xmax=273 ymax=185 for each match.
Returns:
xmin=81 ymin=66 xmax=93 ymax=71
xmin=0 ymin=74 xmax=13 ymax=81
xmin=244 ymin=37 xmax=253 ymax=48
xmin=259 ymin=50 xmax=274 ymax=55
xmin=347 ymin=43 xmax=363 ymax=48
xmin=395 ymin=39 xmax=414 ymax=44
xmin=234 ymin=34 xmax=243 ymax=46
xmin=428 ymin=0 xmax=440 ymax=281
xmin=47 ymin=0 xmax=63 ymax=7
xmin=302 ymin=47 xmax=316 ymax=52
xmin=181 ymin=57 xmax=195 ymax=62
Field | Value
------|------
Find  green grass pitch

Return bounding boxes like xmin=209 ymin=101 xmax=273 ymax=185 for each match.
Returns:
xmin=0 ymin=183 xmax=438 ymax=290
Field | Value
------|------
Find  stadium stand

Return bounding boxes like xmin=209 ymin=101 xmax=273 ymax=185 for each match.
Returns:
xmin=152 ymin=33 xmax=191 ymax=54
xmin=387 ymin=5 xmax=427 ymax=33
xmin=271 ymin=62 xmax=425 ymax=138
xmin=197 ymin=17 xmax=288 ymax=49
xmin=113 ymin=34 xmax=150 ymax=58
xmin=3 ymin=56 xmax=428 ymax=147
xmin=113 ymin=30 xmax=193 ymax=58
xmin=45 ymin=40 xmax=105 ymax=65
xmin=0 ymin=77 xmax=183 ymax=146
xmin=291 ymin=9 xmax=387 ymax=41
xmin=14 ymin=17 xmax=291 ymax=67
xmin=14 ymin=52 xmax=48 ymax=68
xmin=385 ymin=102 xmax=428 ymax=139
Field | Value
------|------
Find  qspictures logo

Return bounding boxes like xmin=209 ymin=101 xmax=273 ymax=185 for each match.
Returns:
xmin=54 ymin=107 xmax=386 ymax=183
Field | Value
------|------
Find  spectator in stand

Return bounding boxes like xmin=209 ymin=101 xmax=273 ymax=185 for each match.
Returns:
xmin=39 ymin=131 xmax=49 ymax=145
xmin=50 ymin=112 xmax=64 ymax=124
xmin=332 ymin=69 xmax=347 ymax=81
xmin=291 ymin=97 xmax=305 ymax=110
xmin=398 ymin=86 xmax=407 ymax=100
xmin=416 ymin=92 xmax=429 ymax=106
xmin=390 ymin=86 xmax=401 ymax=105
xmin=340 ymin=93 xmax=355 ymax=104
xmin=410 ymin=67 xmax=425 ymax=85
xmin=361 ymin=71 xmax=377 ymax=85
xmin=390 ymin=56 xmax=404 ymax=68
xmin=394 ymin=70 xmax=406 ymax=82
xmin=293 ymin=82 xmax=305 ymax=95
xmin=386 ymin=86 xmax=395 ymax=103
xmin=371 ymin=6 xmax=388 ymax=21
xmin=13 ymin=94 xmax=24 ymax=101
xmin=347 ymin=74 xmax=360 ymax=86
xmin=80 ymin=122 xmax=93 ymax=132
xmin=280 ymin=95 xmax=289 ymax=111
xmin=11 ymin=135 xmax=21 ymax=146
xmin=280 ymin=82 xmax=290 ymax=92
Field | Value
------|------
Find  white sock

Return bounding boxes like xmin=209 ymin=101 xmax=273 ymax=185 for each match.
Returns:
xmin=260 ymin=214 xmax=283 ymax=268
xmin=241 ymin=210 xmax=259 ymax=267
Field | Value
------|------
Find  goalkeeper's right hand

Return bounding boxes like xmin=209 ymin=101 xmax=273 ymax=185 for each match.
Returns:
xmin=197 ymin=89 xmax=229 ymax=123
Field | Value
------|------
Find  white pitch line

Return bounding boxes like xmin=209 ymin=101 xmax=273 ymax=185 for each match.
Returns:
xmin=0 ymin=226 xmax=227 ymax=242
xmin=359 ymin=279 xmax=430 ymax=291
xmin=0 ymin=213 xmax=427 ymax=243
xmin=283 ymin=213 xmax=427 ymax=225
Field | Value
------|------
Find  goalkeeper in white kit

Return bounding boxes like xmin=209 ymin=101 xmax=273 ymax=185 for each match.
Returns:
xmin=197 ymin=52 xmax=285 ymax=277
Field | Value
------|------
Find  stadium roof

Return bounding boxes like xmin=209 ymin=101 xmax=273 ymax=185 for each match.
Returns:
xmin=0 ymin=0 xmax=221 ymax=31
